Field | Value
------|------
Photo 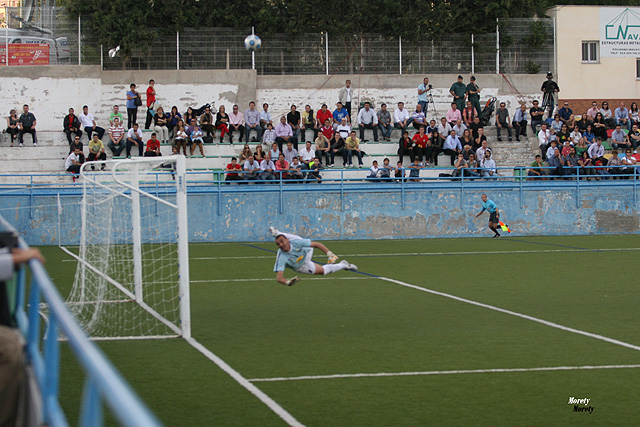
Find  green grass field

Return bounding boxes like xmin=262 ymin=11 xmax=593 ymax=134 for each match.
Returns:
xmin=44 ymin=234 xmax=640 ymax=426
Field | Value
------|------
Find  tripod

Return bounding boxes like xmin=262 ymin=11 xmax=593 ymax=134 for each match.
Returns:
xmin=426 ymin=90 xmax=438 ymax=122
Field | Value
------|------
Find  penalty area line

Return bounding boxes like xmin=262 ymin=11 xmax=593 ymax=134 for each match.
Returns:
xmin=191 ymin=276 xmax=369 ymax=284
xmin=248 ymin=364 xmax=640 ymax=383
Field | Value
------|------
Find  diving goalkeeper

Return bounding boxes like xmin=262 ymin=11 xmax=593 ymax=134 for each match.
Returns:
xmin=269 ymin=227 xmax=358 ymax=286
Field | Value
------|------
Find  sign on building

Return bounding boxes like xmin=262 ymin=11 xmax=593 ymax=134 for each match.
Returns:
xmin=600 ymin=7 xmax=640 ymax=57
xmin=0 ymin=43 xmax=50 ymax=65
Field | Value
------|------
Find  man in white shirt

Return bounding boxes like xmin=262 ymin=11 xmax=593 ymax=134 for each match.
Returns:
xmin=357 ymin=102 xmax=378 ymax=142
xmin=336 ymin=117 xmax=351 ymax=140
xmin=126 ymin=123 xmax=144 ymax=158
xmin=298 ymin=141 xmax=315 ymax=169
xmin=338 ymin=79 xmax=353 ymax=119
xmin=394 ymin=101 xmax=410 ymax=133
xmin=260 ymin=103 xmax=272 ymax=130
xmin=537 ymin=122 xmax=550 ymax=160
xmin=65 ymin=147 xmax=84 ymax=177
xmin=79 ymin=105 xmax=105 ymax=140
xmin=452 ymin=120 xmax=467 ymax=137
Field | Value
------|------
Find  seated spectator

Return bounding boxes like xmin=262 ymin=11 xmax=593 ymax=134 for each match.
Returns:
xmin=550 ymin=114 xmax=563 ymax=133
xmin=183 ymin=107 xmax=197 ymax=131
xmin=446 ymin=102 xmax=462 ymax=126
xmin=621 ymin=148 xmax=637 ymax=177
xmin=588 ymin=137 xmax=607 ymax=165
xmin=283 ymin=141 xmax=298 ymax=164
xmin=276 ymin=116 xmax=297 ymax=151
xmin=336 ymin=117 xmax=351 ymax=140
xmin=367 ymin=160 xmax=380 ymax=181
xmin=558 ymin=101 xmax=573 ymax=125
xmin=529 ymin=100 xmax=544 ymax=135
xmin=452 ymin=153 xmax=468 ymax=178
xmin=582 ymin=124 xmax=595 ymax=145
xmin=173 ymin=120 xmax=188 ymax=155
xmin=398 ymin=130 xmax=415 ymax=164
xmin=495 ymin=102 xmax=513 ymax=141
xmin=460 ymin=128 xmax=473 ymax=149
xmin=18 ymin=104 xmax=38 ymax=146
xmin=357 ymin=102 xmax=378 ymax=142
xmin=408 ymin=157 xmax=423 ymax=182
xmin=239 ymin=144 xmax=253 ymax=163
xmin=69 ymin=135 xmax=85 ymax=163
xmin=379 ymin=158 xmax=393 ymax=181
xmin=259 ymin=153 xmax=277 ymax=182
xmin=527 ymin=154 xmax=546 ymax=180
xmin=224 ymin=157 xmax=243 ymax=183
xmin=288 ymin=157 xmax=304 ymax=182
xmin=262 ymin=122 xmax=276 ymax=146
xmin=87 ymin=134 xmax=106 ymax=170
xmin=188 ymin=119 xmax=205 ymax=157
xmin=578 ymin=151 xmax=593 ymax=180
xmin=410 ymin=104 xmax=427 ymax=129
xmin=474 ymin=127 xmax=487 ymax=149
xmin=126 ymin=123 xmax=144 ymax=158
xmin=107 ymin=117 xmax=126 ymax=157
xmin=547 ymin=147 xmax=564 ymax=178
xmin=153 ymin=106 xmax=170 ymax=144
xmin=65 ymin=146 xmax=84 ymax=179
xmin=611 ymin=124 xmax=630 ymax=150
xmin=427 ymin=130 xmax=444 ymax=166
xmin=452 ymin=120 xmax=467 ymax=137
xmin=5 ymin=109 xmax=19 ymax=146
xmin=537 ymin=123 xmax=551 ymax=159
xmin=512 ymin=104 xmax=528 ymax=141
xmin=315 ymin=104 xmax=333 ymax=134
xmin=260 ymin=103 xmax=272 ymax=130
xmin=468 ymin=116 xmax=482 ymax=139
xmin=465 ymin=152 xmax=481 ymax=179
xmin=592 ymin=112 xmax=608 ymax=140
xmin=79 ymin=105 xmax=105 ymax=141
xmin=563 ymin=146 xmax=580 ymax=177
xmin=215 ymin=105 xmax=230 ymax=143
xmin=333 ymin=102 xmax=349 ymax=128
xmin=600 ymin=101 xmax=615 ymax=128
xmin=569 ymin=125 xmax=582 ymax=146
xmin=63 ymin=107 xmax=82 ymax=146
xmin=377 ymin=103 xmax=393 ymax=141
xmin=329 ymin=132 xmax=345 ymax=167
xmin=395 ymin=161 xmax=405 ymax=181
xmin=314 ymin=131 xmax=331 ymax=166
xmin=243 ymin=155 xmax=260 ymax=182
xmin=269 ymin=142 xmax=280 ymax=163
xmin=426 ymin=119 xmax=438 ymax=136
xmin=109 ymin=104 xmax=124 ymax=126
xmin=245 ymin=101 xmax=263 ymax=142
xmin=631 ymin=102 xmax=640 ymax=127
xmin=586 ymin=101 xmax=599 ymax=121
xmin=443 ymin=130 xmax=462 ymax=166
xmin=200 ymin=106 xmax=215 ymax=139
xmin=299 ymin=141 xmax=314 ymax=170
xmin=556 ymin=123 xmax=570 ymax=146
xmin=320 ymin=119 xmax=334 ymax=142
xmin=168 ymin=106 xmax=182 ymax=136
xmin=307 ymin=157 xmax=323 ymax=183
xmin=412 ymin=126 xmax=429 ymax=163
xmin=615 ymin=102 xmax=631 ymax=130
xmin=438 ymin=117 xmax=452 ymax=138
xmin=629 ymin=123 xmax=640 ymax=150
xmin=475 ymin=139 xmax=491 ymax=162
xmin=288 ymin=105 xmax=302 ymax=142
xmin=546 ymin=140 xmax=560 ymax=161
xmin=606 ymin=149 xmax=623 ymax=178
xmin=575 ymin=138 xmax=589 ymax=158
xmin=577 ymin=113 xmax=592 ymax=132
xmin=344 ymin=130 xmax=364 ymax=167
xmin=274 ymin=153 xmax=289 ymax=180
xmin=301 ymin=104 xmax=316 ymax=142
xmin=394 ymin=101 xmax=410 ymax=132
xmin=254 ymin=144 xmax=265 ymax=163
xmin=228 ymin=104 xmax=245 ymax=143
xmin=144 ymin=132 xmax=161 ymax=157
xmin=461 ymin=143 xmax=475 ymax=161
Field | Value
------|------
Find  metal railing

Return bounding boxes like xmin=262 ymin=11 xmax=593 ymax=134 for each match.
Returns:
xmin=0 ymin=214 xmax=164 ymax=427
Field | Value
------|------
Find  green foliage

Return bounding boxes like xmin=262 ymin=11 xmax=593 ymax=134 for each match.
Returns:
xmin=524 ymin=20 xmax=549 ymax=49
xmin=524 ymin=59 xmax=542 ymax=74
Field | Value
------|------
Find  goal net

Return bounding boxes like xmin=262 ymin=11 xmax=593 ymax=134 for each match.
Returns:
xmin=65 ymin=156 xmax=190 ymax=339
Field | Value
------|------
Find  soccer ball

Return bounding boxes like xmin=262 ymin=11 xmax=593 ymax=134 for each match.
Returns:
xmin=244 ymin=34 xmax=261 ymax=52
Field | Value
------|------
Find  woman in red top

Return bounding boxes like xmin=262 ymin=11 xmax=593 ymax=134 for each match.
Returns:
xmin=412 ymin=126 xmax=429 ymax=163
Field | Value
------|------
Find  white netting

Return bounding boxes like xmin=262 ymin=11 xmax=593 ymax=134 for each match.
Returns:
xmin=66 ymin=157 xmax=189 ymax=338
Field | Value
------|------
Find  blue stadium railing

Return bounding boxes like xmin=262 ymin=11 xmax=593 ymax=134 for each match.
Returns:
xmin=0 ymin=214 xmax=164 ymax=427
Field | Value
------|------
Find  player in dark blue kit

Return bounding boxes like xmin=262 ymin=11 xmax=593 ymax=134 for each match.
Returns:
xmin=475 ymin=194 xmax=501 ymax=237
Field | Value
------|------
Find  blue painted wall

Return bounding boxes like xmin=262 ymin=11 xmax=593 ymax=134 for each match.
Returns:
xmin=1 ymin=182 xmax=638 ymax=246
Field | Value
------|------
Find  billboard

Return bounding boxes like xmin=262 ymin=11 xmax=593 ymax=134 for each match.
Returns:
xmin=600 ymin=7 xmax=640 ymax=57
xmin=0 ymin=43 xmax=50 ymax=65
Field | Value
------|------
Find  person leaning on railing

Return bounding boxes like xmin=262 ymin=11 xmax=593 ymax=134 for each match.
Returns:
xmin=527 ymin=154 xmax=546 ymax=180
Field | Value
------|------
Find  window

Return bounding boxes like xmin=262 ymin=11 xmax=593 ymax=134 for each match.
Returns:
xmin=581 ymin=41 xmax=599 ymax=63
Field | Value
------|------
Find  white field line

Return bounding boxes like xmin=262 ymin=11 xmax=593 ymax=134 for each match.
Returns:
xmin=248 ymin=364 xmax=640 ymax=383
xmin=59 ymin=247 xmax=640 ymax=262
xmin=378 ymin=276 xmax=640 ymax=353
xmin=190 ymin=277 xmax=369 ymax=284
xmin=185 ymin=337 xmax=305 ymax=427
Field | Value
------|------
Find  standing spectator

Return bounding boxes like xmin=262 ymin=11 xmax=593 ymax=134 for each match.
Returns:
xmin=144 ymin=79 xmax=156 ymax=129
xmin=417 ymin=77 xmax=431 ymax=114
xmin=449 ymin=75 xmax=467 ymax=111
xmin=338 ymin=79 xmax=353 ymax=119
xmin=333 ymin=102 xmax=349 ymax=128
xmin=344 ymin=130 xmax=364 ymax=167
xmin=173 ymin=120 xmax=188 ymax=155
xmin=398 ymin=130 xmax=415 ymax=164
xmin=287 ymin=105 xmax=301 ymax=142
xmin=495 ymin=102 xmax=513 ymax=141
xmin=63 ymin=107 xmax=82 ymax=146
xmin=466 ymin=76 xmax=482 ymax=117
xmin=329 ymin=132 xmax=345 ymax=167
xmin=18 ymin=104 xmax=37 ymax=146
xmin=109 ymin=105 xmax=124 ymax=126
xmin=65 ymin=147 xmax=84 ymax=178
xmin=394 ymin=102 xmax=410 ymax=133
xmin=224 ymin=157 xmax=243 ymax=183
xmin=245 ymin=101 xmax=263 ymax=142
xmin=301 ymin=105 xmax=316 ymax=142
xmin=126 ymin=83 xmax=141 ymax=129
xmin=200 ymin=106 xmax=215 ymax=139
xmin=79 ymin=105 xmax=105 ymax=140
xmin=126 ymin=123 xmax=144 ymax=158
xmin=512 ymin=104 xmax=529 ymax=141
xmin=153 ymin=106 xmax=170 ymax=143
xmin=144 ymin=132 xmax=161 ymax=157
xmin=443 ymin=130 xmax=462 ymax=166
xmin=228 ymin=105 xmax=245 ymax=143
xmin=107 ymin=117 xmax=126 ymax=157
xmin=260 ymin=103 xmax=272 ymax=130
xmin=87 ymin=133 xmax=107 ymax=170
xmin=541 ymin=72 xmax=560 ymax=118
xmin=377 ymin=103 xmax=393 ymax=141
xmin=262 ymin=122 xmax=276 ymax=146
xmin=357 ymin=102 xmax=378 ymax=142
xmin=5 ymin=109 xmax=19 ymax=146
xmin=529 ymin=100 xmax=544 ymax=135
xmin=275 ymin=116 xmax=297 ymax=151
xmin=215 ymin=105 xmax=230 ymax=143
xmin=615 ymin=102 xmax=631 ymax=130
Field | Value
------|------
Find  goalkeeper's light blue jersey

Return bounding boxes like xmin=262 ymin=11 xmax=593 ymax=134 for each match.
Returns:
xmin=274 ymin=239 xmax=312 ymax=272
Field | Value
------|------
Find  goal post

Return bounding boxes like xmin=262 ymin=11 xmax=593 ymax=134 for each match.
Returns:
xmin=65 ymin=156 xmax=190 ymax=339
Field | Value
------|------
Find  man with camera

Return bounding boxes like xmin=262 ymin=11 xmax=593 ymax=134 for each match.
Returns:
xmin=417 ymin=77 xmax=432 ymax=117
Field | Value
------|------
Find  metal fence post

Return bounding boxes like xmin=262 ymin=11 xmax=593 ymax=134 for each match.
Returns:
xmin=100 ymin=44 xmax=103 ymax=70
xmin=78 ymin=15 xmax=81 ymax=65
xmin=325 ymin=32 xmax=329 ymax=75
xmin=471 ymin=34 xmax=474 ymax=74
xmin=496 ymin=19 xmax=500 ymax=74
xmin=176 ymin=31 xmax=180 ymax=70
xmin=399 ymin=36 xmax=402 ymax=75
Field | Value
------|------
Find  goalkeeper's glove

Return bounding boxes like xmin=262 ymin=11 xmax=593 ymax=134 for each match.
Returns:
xmin=327 ymin=251 xmax=339 ymax=264
xmin=285 ymin=276 xmax=300 ymax=286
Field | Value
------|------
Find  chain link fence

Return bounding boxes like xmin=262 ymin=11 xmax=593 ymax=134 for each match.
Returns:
xmin=1 ymin=8 xmax=554 ymax=75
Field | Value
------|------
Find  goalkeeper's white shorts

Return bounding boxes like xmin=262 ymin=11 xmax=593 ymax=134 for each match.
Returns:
xmin=293 ymin=250 xmax=316 ymax=275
